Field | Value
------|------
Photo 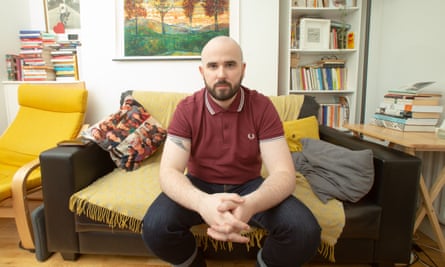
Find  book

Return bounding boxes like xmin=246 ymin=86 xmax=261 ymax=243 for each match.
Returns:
xmin=411 ymin=112 xmax=442 ymax=119
xmin=372 ymin=118 xmax=436 ymax=132
xmin=378 ymin=102 xmax=443 ymax=114
xmin=317 ymin=57 xmax=346 ymax=68
xmin=388 ymin=81 xmax=436 ymax=94
xmin=373 ymin=113 xmax=439 ymax=126
xmin=383 ymin=94 xmax=441 ymax=106
xmin=5 ymin=54 xmax=19 ymax=81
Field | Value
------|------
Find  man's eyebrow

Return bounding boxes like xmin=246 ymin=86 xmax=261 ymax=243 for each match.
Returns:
xmin=205 ymin=60 xmax=237 ymax=67
xmin=205 ymin=61 xmax=217 ymax=66
xmin=225 ymin=60 xmax=237 ymax=65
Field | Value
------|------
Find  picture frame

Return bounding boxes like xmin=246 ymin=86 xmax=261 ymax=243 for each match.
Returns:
xmin=114 ymin=0 xmax=239 ymax=61
xmin=44 ymin=0 xmax=81 ymax=35
xmin=299 ymin=18 xmax=331 ymax=50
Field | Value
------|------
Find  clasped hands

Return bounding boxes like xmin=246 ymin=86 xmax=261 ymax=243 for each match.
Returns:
xmin=198 ymin=193 xmax=253 ymax=244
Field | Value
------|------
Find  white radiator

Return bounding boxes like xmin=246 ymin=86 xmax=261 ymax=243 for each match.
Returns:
xmin=415 ymin=151 xmax=445 ymax=225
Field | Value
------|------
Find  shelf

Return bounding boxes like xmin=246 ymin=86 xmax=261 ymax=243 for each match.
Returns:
xmin=289 ymin=90 xmax=355 ymax=94
xmin=291 ymin=7 xmax=359 ymax=15
xmin=2 ymin=80 xmax=83 ymax=84
xmin=290 ymin=48 xmax=357 ymax=54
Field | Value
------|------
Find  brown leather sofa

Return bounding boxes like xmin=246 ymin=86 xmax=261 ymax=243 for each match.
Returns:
xmin=39 ymin=95 xmax=421 ymax=267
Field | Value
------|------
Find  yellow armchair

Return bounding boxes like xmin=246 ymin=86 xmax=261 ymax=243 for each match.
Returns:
xmin=0 ymin=82 xmax=87 ymax=250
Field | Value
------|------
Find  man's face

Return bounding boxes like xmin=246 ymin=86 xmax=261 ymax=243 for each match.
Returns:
xmin=199 ymin=39 xmax=246 ymax=102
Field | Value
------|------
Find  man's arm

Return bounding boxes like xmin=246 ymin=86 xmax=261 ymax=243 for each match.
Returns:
xmin=217 ymin=137 xmax=296 ymax=224
xmin=159 ymin=135 xmax=250 ymax=242
xmin=159 ymin=135 xmax=204 ymax=211
xmin=247 ymin=137 xmax=296 ymax=211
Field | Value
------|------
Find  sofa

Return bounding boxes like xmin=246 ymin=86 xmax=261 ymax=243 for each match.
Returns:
xmin=39 ymin=91 xmax=421 ymax=267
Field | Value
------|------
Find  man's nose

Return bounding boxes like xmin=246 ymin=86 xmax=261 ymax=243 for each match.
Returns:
xmin=216 ymin=66 xmax=227 ymax=78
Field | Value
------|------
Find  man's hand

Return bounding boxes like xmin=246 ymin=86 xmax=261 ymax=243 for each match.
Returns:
xmin=198 ymin=193 xmax=250 ymax=243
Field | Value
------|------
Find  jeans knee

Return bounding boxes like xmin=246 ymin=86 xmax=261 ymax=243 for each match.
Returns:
xmin=141 ymin=212 xmax=159 ymax=250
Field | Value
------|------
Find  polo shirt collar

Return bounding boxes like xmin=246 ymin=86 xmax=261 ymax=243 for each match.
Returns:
xmin=205 ymin=86 xmax=245 ymax=115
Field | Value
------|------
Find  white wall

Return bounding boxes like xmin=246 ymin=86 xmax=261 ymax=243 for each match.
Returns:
xmin=0 ymin=0 xmax=31 ymax=132
xmin=364 ymin=0 xmax=445 ymax=123
xmin=0 ymin=0 xmax=279 ymax=126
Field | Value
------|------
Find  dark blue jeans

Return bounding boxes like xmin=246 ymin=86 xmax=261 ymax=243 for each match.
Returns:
xmin=142 ymin=175 xmax=321 ymax=267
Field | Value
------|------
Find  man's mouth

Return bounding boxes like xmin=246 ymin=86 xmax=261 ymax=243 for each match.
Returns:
xmin=215 ymin=82 xmax=231 ymax=89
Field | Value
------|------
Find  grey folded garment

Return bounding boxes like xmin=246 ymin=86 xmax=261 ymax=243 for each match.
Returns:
xmin=292 ymin=138 xmax=374 ymax=203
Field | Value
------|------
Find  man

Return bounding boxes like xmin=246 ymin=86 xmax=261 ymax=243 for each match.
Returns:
xmin=142 ymin=36 xmax=320 ymax=267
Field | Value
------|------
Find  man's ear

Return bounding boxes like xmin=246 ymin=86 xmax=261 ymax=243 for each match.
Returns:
xmin=199 ymin=65 xmax=204 ymax=76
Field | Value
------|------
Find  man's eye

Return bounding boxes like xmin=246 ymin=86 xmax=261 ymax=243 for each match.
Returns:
xmin=226 ymin=62 xmax=236 ymax=68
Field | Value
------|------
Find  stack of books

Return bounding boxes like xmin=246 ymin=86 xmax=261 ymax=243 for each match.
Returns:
xmin=4 ymin=31 xmax=80 ymax=81
xmin=50 ymin=40 xmax=80 ymax=81
xmin=18 ymin=30 xmax=56 ymax=81
xmin=372 ymin=82 xmax=443 ymax=132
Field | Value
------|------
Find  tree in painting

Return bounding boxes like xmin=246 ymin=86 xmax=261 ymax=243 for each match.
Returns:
xmin=124 ymin=0 xmax=147 ymax=35
xmin=152 ymin=0 xmax=174 ymax=34
xmin=182 ymin=0 xmax=200 ymax=32
xmin=201 ymin=0 xmax=228 ymax=31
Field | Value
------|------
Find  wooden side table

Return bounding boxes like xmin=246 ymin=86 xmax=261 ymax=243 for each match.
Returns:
xmin=344 ymin=123 xmax=445 ymax=253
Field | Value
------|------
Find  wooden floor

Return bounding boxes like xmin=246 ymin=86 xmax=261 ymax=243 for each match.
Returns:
xmin=0 ymin=218 xmax=443 ymax=267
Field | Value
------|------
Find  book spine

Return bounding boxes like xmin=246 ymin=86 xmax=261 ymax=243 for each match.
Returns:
xmin=373 ymin=113 xmax=406 ymax=124
xmin=372 ymin=118 xmax=405 ymax=131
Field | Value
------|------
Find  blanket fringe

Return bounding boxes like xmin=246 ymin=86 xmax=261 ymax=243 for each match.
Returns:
xmin=318 ymin=241 xmax=336 ymax=263
xmin=69 ymin=196 xmax=143 ymax=233
xmin=70 ymin=196 xmax=336 ymax=262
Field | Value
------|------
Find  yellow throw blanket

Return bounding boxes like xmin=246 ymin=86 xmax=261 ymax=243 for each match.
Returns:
xmin=69 ymin=156 xmax=345 ymax=262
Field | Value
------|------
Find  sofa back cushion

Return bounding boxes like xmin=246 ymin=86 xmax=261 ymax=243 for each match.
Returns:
xmin=132 ymin=91 xmax=189 ymax=128
xmin=131 ymin=91 xmax=308 ymax=125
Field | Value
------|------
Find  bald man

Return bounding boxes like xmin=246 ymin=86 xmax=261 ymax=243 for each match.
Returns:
xmin=142 ymin=36 xmax=320 ymax=267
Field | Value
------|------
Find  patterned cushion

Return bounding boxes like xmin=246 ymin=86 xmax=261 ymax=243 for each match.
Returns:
xmin=81 ymin=95 xmax=166 ymax=171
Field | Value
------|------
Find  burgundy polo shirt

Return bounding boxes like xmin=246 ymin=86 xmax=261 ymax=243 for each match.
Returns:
xmin=168 ymin=86 xmax=284 ymax=184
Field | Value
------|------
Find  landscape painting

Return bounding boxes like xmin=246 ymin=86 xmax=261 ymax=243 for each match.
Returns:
xmin=122 ymin=0 xmax=230 ymax=59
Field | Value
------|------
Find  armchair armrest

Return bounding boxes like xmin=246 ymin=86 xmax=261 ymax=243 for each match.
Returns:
xmin=319 ymin=125 xmax=421 ymax=263
xmin=39 ymin=142 xmax=115 ymax=255
xmin=11 ymin=158 xmax=41 ymax=250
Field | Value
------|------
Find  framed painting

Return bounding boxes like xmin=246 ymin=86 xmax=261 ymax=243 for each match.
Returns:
xmin=114 ymin=0 xmax=239 ymax=60
xmin=44 ymin=0 xmax=81 ymax=35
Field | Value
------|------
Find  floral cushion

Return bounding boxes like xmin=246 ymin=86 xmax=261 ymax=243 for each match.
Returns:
xmin=81 ymin=95 xmax=166 ymax=171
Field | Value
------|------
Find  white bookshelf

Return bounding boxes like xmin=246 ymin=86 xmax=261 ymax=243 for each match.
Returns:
xmin=279 ymin=0 xmax=368 ymax=128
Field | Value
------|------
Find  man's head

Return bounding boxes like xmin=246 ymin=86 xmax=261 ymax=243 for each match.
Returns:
xmin=199 ymin=36 xmax=246 ymax=104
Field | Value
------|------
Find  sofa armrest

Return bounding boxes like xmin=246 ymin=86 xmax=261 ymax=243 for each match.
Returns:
xmin=39 ymin=142 xmax=115 ymax=255
xmin=319 ymin=125 xmax=421 ymax=263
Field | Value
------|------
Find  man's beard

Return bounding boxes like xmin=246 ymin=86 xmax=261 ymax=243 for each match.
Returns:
xmin=205 ymin=78 xmax=243 ymax=101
